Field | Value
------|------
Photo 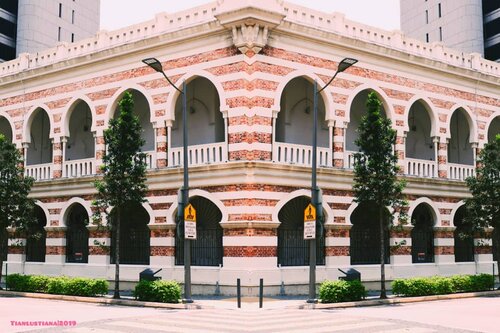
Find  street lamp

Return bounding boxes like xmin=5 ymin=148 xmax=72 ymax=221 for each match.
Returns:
xmin=308 ymin=57 xmax=358 ymax=303
xmin=142 ymin=57 xmax=193 ymax=303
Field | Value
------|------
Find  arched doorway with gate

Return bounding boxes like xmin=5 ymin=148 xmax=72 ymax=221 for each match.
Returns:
xmin=26 ymin=205 xmax=47 ymax=262
xmin=175 ymin=196 xmax=223 ymax=266
xmin=411 ymin=203 xmax=435 ymax=263
xmin=65 ymin=203 xmax=89 ymax=263
xmin=277 ymin=196 xmax=325 ymax=267
xmin=454 ymin=205 xmax=474 ymax=262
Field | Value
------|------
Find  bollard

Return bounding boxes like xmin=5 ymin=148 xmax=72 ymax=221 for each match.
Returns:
xmin=259 ymin=278 xmax=263 ymax=308
xmin=237 ymin=278 xmax=241 ymax=308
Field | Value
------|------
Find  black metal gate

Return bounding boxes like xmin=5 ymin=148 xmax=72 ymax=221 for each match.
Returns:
xmin=350 ymin=203 xmax=389 ymax=265
xmin=175 ymin=196 xmax=223 ymax=266
xmin=411 ymin=204 xmax=434 ymax=263
xmin=26 ymin=206 xmax=46 ymax=262
xmin=66 ymin=204 xmax=89 ymax=263
xmin=111 ymin=203 xmax=150 ymax=265
xmin=277 ymin=196 xmax=325 ymax=267
xmin=454 ymin=206 xmax=474 ymax=262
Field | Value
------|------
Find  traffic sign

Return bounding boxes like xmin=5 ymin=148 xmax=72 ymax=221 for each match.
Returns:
xmin=184 ymin=203 xmax=197 ymax=239
xmin=304 ymin=203 xmax=316 ymax=239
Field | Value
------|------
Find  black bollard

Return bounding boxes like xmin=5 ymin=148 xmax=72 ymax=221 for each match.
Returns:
xmin=259 ymin=278 xmax=263 ymax=308
xmin=237 ymin=278 xmax=241 ymax=308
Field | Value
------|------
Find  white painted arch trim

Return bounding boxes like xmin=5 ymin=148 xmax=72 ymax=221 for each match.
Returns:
xmin=0 ymin=110 xmax=17 ymax=144
xmin=166 ymin=189 xmax=228 ymax=226
xmin=404 ymin=95 xmax=438 ymax=137
xmin=35 ymin=200 xmax=51 ymax=227
xmin=164 ymin=70 xmax=228 ymax=121
xmin=272 ymin=189 xmax=334 ymax=225
xmin=449 ymin=200 xmax=465 ymax=227
xmin=484 ymin=111 xmax=500 ymax=143
xmin=345 ymin=201 xmax=396 ymax=226
xmin=344 ymin=83 xmax=396 ymax=123
xmin=22 ymin=103 xmax=55 ymax=142
xmin=407 ymin=197 xmax=441 ymax=227
xmin=446 ymin=103 xmax=478 ymax=143
xmin=272 ymin=70 xmax=335 ymax=121
xmin=60 ymin=95 xmax=97 ymax=137
xmin=59 ymin=197 xmax=93 ymax=227
xmin=103 ymin=84 xmax=156 ymax=125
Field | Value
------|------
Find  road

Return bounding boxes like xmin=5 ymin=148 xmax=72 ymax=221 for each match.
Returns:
xmin=1 ymin=295 xmax=498 ymax=332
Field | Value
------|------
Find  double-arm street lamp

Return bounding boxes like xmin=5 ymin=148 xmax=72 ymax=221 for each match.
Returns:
xmin=308 ymin=57 xmax=358 ymax=303
xmin=142 ymin=57 xmax=193 ymax=303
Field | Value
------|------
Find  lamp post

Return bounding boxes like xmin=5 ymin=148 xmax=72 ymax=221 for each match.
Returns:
xmin=142 ymin=57 xmax=193 ymax=303
xmin=308 ymin=57 xmax=358 ymax=303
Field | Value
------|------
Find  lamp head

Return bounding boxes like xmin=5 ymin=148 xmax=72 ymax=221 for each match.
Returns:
xmin=142 ymin=57 xmax=164 ymax=73
xmin=337 ymin=57 xmax=358 ymax=73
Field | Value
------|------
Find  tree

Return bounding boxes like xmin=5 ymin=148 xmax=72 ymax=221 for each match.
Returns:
xmin=352 ymin=92 xmax=407 ymax=299
xmin=92 ymin=92 xmax=148 ymax=299
xmin=465 ymin=134 xmax=500 ymax=286
xmin=0 ymin=134 xmax=36 ymax=288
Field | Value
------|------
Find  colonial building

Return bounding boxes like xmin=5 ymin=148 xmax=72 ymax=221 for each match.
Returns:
xmin=1 ymin=0 xmax=499 ymax=295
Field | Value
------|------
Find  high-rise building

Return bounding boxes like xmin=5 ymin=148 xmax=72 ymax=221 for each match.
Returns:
xmin=0 ymin=0 xmax=100 ymax=62
xmin=400 ymin=0 xmax=500 ymax=62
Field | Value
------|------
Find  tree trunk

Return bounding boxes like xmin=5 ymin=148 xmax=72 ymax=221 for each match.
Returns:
xmin=379 ymin=206 xmax=387 ymax=299
xmin=495 ymin=231 xmax=500 ymax=290
xmin=113 ymin=207 xmax=121 ymax=299
xmin=0 ymin=230 xmax=7 ymax=290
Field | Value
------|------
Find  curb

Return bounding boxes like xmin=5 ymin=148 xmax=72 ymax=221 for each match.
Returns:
xmin=0 ymin=290 xmax=202 ymax=309
xmin=299 ymin=289 xmax=500 ymax=309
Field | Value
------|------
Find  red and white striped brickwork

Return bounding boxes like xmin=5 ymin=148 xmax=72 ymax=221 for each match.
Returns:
xmin=1 ymin=0 xmax=499 ymax=292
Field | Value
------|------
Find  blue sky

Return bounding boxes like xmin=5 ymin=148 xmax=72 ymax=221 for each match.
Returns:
xmin=100 ymin=0 xmax=400 ymax=31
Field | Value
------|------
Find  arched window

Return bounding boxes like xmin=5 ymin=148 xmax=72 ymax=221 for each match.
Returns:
xmin=26 ymin=206 xmax=47 ymax=262
xmin=175 ymin=196 xmax=223 ymax=266
xmin=454 ymin=206 xmax=474 ymax=262
xmin=406 ymin=101 xmax=434 ymax=161
xmin=411 ymin=203 xmax=435 ymax=263
xmin=65 ymin=203 xmax=89 ymax=263
xmin=66 ymin=101 xmax=94 ymax=161
xmin=350 ymin=202 xmax=390 ymax=265
xmin=26 ymin=109 xmax=52 ymax=166
xmin=488 ymin=116 xmax=500 ymax=143
xmin=110 ymin=203 xmax=150 ymax=265
xmin=448 ymin=108 xmax=474 ymax=165
xmin=0 ymin=116 xmax=13 ymax=143
xmin=277 ymin=196 xmax=325 ymax=266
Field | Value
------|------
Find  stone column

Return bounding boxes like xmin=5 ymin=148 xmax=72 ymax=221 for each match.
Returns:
xmin=332 ymin=121 xmax=345 ymax=168
xmin=437 ymin=138 xmax=448 ymax=178
xmin=155 ymin=120 xmax=167 ymax=169
xmin=45 ymin=227 xmax=66 ymax=264
xmin=395 ymin=134 xmax=406 ymax=174
xmin=390 ymin=226 xmax=413 ymax=265
xmin=434 ymin=227 xmax=455 ymax=264
xmin=52 ymin=137 xmax=63 ymax=179
xmin=88 ymin=226 xmax=111 ymax=265
xmin=94 ymin=135 xmax=105 ymax=174
xmin=325 ymin=224 xmax=351 ymax=266
xmin=149 ymin=224 xmax=175 ymax=267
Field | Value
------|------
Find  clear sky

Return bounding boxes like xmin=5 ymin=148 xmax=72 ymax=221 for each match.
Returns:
xmin=100 ymin=0 xmax=400 ymax=31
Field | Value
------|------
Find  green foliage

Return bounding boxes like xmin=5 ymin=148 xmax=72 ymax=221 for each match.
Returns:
xmin=0 ymin=135 xmax=36 ymax=280
xmin=319 ymin=280 xmax=366 ymax=303
xmin=6 ymin=274 xmax=108 ymax=296
xmin=352 ymin=92 xmax=408 ymax=298
xmin=392 ymin=274 xmax=494 ymax=297
xmin=134 ymin=280 xmax=181 ymax=303
xmin=465 ymin=135 xmax=500 ymax=279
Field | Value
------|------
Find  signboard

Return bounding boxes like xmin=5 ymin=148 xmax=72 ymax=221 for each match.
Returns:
xmin=304 ymin=203 xmax=316 ymax=239
xmin=184 ymin=203 xmax=197 ymax=240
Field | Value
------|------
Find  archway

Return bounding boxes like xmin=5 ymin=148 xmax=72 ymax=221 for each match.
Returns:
xmin=65 ymin=203 xmax=89 ymax=263
xmin=346 ymin=89 xmax=388 ymax=153
xmin=175 ymin=196 xmax=223 ymax=266
xmin=406 ymin=100 xmax=434 ymax=161
xmin=454 ymin=205 xmax=474 ymax=262
xmin=0 ymin=116 xmax=13 ymax=143
xmin=26 ymin=205 xmax=47 ymax=262
xmin=277 ymin=196 xmax=325 ymax=266
xmin=488 ymin=116 xmax=500 ymax=143
xmin=110 ymin=203 xmax=150 ymax=265
xmin=65 ymin=100 xmax=95 ymax=161
xmin=448 ymin=108 xmax=474 ymax=165
xmin=411 ymin=203 xmax=435 ymax=263
xmin=26 ymin=108 xmax=52 ymax=165
xmin=350 ymin=202 xmax=390 ymax=265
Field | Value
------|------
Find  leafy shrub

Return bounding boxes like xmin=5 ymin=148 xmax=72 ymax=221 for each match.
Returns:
xmin=392 ymin=274 xmax=494 ymax=297
xmin=134 ymin=280 xmax=181 ymax=303
xmin=7 ymin=274 xmax=108 ymax=297
xmin=319 ymin=280 xmax=366 ymax=303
